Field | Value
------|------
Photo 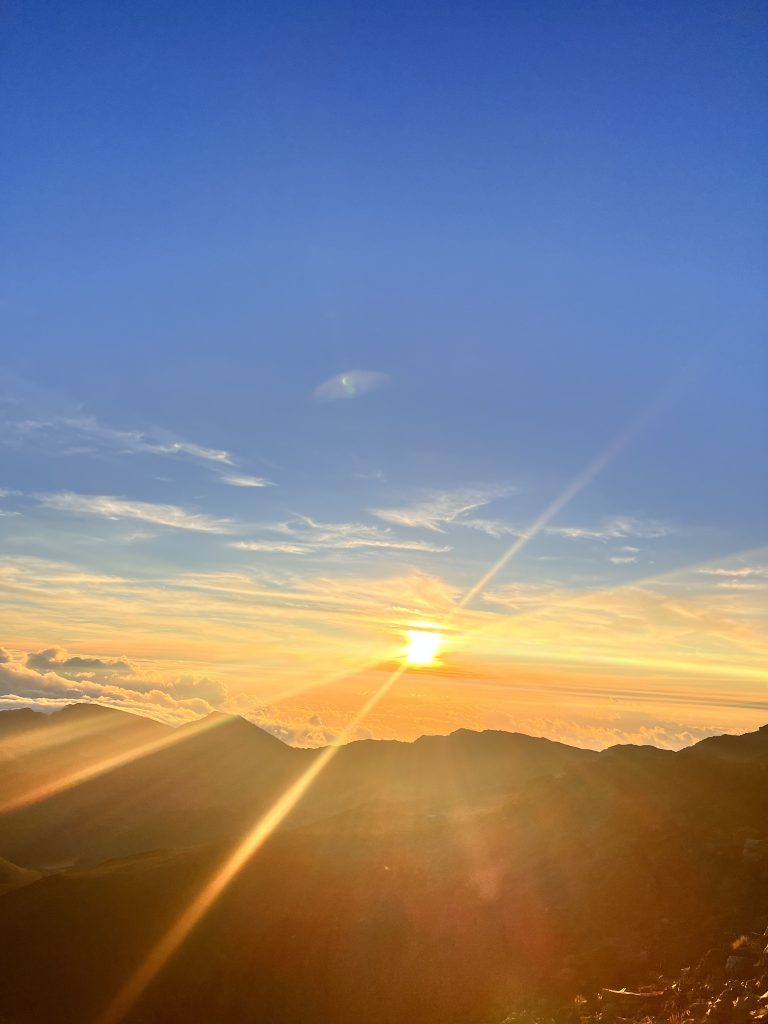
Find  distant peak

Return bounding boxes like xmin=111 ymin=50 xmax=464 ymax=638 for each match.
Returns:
xmin=197 ymin=711 xmax=264 ymax=731
xmin=185 ymin=712 xmax=289 ymax=746
xmin=58 ymin=702 xmax=123 ymax=717
xmin=198 ymin=710 xmax=239 ymax=723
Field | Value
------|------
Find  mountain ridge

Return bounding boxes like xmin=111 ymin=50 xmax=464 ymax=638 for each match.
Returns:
xmin=9 ymin=700 xmax=768 ymax=754
xmin=1 ymin=704 xmax=767 ymax=1023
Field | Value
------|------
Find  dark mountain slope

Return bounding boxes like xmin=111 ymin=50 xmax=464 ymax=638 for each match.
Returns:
xmin=0 ymin=857 xmax=41 ymax=895
xmin=0 ymin=706 xmax=597 ymax=866
xmin=315 ymin=727 xmax=597 ymax=809
xmin=682 ymin=722 xmax=768 ymax=763
xmin=0 ymin=741 xmax=766 ymax=1024
xmin=0 ymin=709 xmax=306 ymax=866
xmin=2 ymin=707 xmax=768 ymax=1024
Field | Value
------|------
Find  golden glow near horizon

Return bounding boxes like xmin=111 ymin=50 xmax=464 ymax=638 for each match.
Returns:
xmin=0 ymin=417 xmax=762 ymax=1024
xmin=43 ymin=545 xmax=761 ymax=1024
xmin=96 ymin=432 xmax=656 ymax=1023
xmin=403 ymin=628 xmax=443 ymax=665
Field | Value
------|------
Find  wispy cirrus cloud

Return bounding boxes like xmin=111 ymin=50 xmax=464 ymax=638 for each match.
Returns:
xmin=371 ymin=488 xmax=512 ymax=533
xmin=221 ymin=475 xmax=273 ymax=488
xmin=547 ymin=516 xmax=671 ymax=541
xmin=687 ymin=560 xmax=768 ymax=592
xmin=38 ymin=493 xmax=234 ymax=533
xmin=457 ymin=517 xmax=522 ymax=539
xmin=3 ymin=405 xmax=274 ymax=487
xmin=9 ymin=414 xmax=233 ymax=465
xmin=0 ymin=488 xmax=21 ymax=518
xmin=697 ymin=565 xmax=768 ymax=578
xmin=138 ymin=438 xmax=232 ymax=464
xmin=231 ymin=541 xmax=311 ymax=554
xmin=295 ymin=516 xmax=451 ymax=552
xmin=232 ymin=515 xmax=451 ymax=555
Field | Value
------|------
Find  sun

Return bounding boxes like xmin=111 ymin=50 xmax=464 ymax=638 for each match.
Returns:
xmin=403 ymin=629 xmax=443 ymax=666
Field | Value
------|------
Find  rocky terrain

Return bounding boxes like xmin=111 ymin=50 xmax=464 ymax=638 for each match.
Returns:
xmin=502 ymin=925 xmax=768 ymax=1024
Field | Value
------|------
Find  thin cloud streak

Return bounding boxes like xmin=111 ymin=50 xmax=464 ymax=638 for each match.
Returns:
xmin=371 ymin=487 xmax=511 ymax=532
xmin=221 ymin=475 xmax=274 ymax=488
xmin=8 ymin=414 xmax=234 ymax=466
xmin=2 ymin=401 xmax=278 ymax=489
xmin=232 ymin=515 xmax=452 ymax=554
xmin=38 ymin=493 xmax=235 ymax=533
xmin=547 ymin=516 xmax=671 ymax=541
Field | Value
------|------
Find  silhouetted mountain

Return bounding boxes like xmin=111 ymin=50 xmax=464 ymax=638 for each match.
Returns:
xmin=683 ymin=722 xmax=768 ymax=763
xmin=0 ymin=706 xmax=767 ymax=1024
xmin=0 ymin=857 xmax=40 ymax=895
xmin=0 ymin=707 xmax=595 ymax=866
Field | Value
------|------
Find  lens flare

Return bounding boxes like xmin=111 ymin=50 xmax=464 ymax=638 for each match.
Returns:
xmin=312 ymin=370 xmax=389 ymax=401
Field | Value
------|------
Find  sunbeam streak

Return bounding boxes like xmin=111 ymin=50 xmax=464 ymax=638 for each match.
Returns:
xmin=97 ymin=663 xmax=408 ymax=1024
xmin=454 ymin=427 xmax=641 ymax=615
xmin=462 ymin=544 xmax=768 ymax=646
xmin=97 ymin=410 xmax=655 ymax=1023
xmin=0 ymin=708 xmax=134 ymax=760
xmin=0 ymin=714 xmax=227 ymax=816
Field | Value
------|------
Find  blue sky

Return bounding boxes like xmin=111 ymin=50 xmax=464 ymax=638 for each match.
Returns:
xmin=0 ymin=0 xmax=766 ymax=746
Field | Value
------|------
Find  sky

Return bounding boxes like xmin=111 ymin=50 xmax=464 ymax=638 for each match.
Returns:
xmin=1 ymin=0 xmax=766 ymax=749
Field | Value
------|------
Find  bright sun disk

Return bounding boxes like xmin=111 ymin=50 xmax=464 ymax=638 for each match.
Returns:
xmin=403 ymin=629 xmax=443 ymax=665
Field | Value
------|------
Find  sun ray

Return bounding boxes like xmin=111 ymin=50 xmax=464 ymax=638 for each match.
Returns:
xmin=461 ymin=544 xmax=768 ymax=645
xmin=96 ymin=662 xmax=408 ymax=1024
xmin=0 ymin=706 xmax=137 ymax=760
xmin=0 ymin=714 xmax=228 ymax=816
xmin=262 ymin=654 xmax=394 ymax=704
xmin=96 ymin=409 xmax=659 ymax=1023
xmin=455 ymin=441 xmax=634 ymax=615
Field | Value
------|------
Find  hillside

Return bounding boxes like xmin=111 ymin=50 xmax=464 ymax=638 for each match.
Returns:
xmin=0 ymin=705 xmax=596 ymax=866
xmin=0 ymin=706 xmax=767 ymax=1024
